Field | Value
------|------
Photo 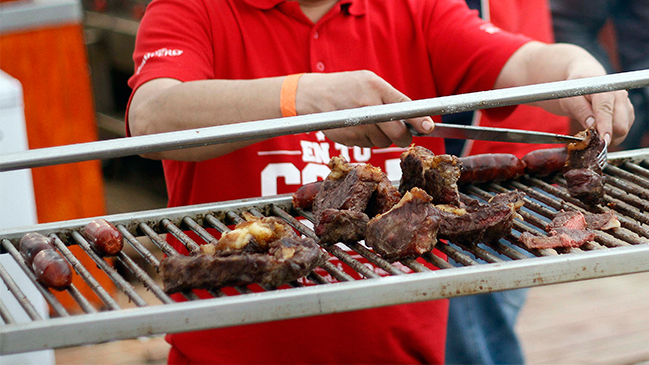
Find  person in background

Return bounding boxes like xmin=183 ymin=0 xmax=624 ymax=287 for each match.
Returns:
xmin=127 ymin=0 xmax=633 ymax=363
xmin=444 ymin=1 xmax=569 ymax=364
xmin=551 ymin=0 xmax=649 ymax=150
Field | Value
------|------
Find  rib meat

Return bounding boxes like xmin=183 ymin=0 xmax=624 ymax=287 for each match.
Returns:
xmin=365 ymin=188 xmax=440 ymax=261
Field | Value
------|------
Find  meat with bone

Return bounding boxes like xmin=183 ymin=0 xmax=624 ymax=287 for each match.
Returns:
xmin=312 ymin=157 xmax=400 ymax=244
xmin=399 ymin=146 xmax=462 ymax=206
xmin=434 ymin=191 xmax=525 ymax=244
xmin=563 ymin=127 xmax=605 ymax=205
xmin=160 ymin=215 xmax=327 ymax=293
xmin=365 ymin=188 xmax=440 ymax=261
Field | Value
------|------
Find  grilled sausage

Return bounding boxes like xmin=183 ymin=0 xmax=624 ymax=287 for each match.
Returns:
xmin=521 ymin=147 xmax=568 ymax=177
xmin=82 ymin=219 xmax=123 ymax=256
xmin=458 ymin=154 xmax=527 ymax=184
xmin=19 ymin=232 xmax=54 ymax=265
xmin=32 ymin=249 xmax=73 ymax=290
xmin=292 ymin=181 xmax=323 ymax=210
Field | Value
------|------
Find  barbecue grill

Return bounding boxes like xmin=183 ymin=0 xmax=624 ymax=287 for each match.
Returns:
xmin=1 ymin=72 xmax=649 ymax=355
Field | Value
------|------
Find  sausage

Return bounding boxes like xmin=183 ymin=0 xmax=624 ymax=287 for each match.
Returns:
xmin=32 ymin=249 xmax=73 ymax=291
xmin=82 ymin=218 xmax=123 ymax=256
xmin=19 ymin=232 xmax=54 ymax=265
xmin=458 ymin=154 xmax=527 ymax=184
xmin=292 ymin=181 xmax=323 ymax=210
xmin=521 ymin=147 xmax=568 ymax=177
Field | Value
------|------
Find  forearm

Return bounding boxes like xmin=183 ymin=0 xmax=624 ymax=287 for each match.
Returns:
xmin=128 ymin=77 xmax=284 ymax=161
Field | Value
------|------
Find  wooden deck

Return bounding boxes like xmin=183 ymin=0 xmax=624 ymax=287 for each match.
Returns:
xmin=53 ymin=162 xmax=649 ymax=364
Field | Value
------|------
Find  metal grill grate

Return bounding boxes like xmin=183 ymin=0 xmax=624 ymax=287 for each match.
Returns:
xmin=1 ymin=149 xmax=649 ymax=354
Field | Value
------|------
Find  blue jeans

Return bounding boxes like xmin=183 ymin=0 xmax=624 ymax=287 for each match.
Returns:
xmin=445 ymin=289 xmax=528 ymax=364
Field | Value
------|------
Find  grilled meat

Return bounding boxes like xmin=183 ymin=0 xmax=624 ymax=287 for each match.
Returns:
xmin=399 ymin=145 xmax=462 ymax=206
xmin=518 ymin=209 xmax=610 ymax=250
xmin=313 ymin=156 xmax=400 ymax=244
xmin=366 ymin=188 xmax=440 ymax=261
xmin=564 ymin=127 xmax=605 ymax=205
xmin=314 ymin=208 xmax=369 ymax=244
xmin=160 ymin=215 xmax=327 ymax=293
xmin=435 ymin=191 xmax=525 ymax=244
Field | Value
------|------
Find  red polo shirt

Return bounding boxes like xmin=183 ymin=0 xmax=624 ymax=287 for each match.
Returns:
xmin=128 ymin=0 xmax=530 ymax=363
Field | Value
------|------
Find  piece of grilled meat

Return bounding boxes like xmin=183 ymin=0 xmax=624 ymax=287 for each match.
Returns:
xmin=160 ymin=215 xmax=327 ymax=293
xmin=563 ymin=127 xmax=605 ymax=205
xmin=399 ymin=145 xmax=462 ymax=206
xmin=366 ymin=188 xmax=441 ymax=261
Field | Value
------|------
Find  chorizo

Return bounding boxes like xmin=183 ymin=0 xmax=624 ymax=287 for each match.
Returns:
xmin=458 ymin=154 xmax=526 ymax=184
xmin=521 ymin=147 xmax=567 ymax=177
xmin=291 ymin=181 xmax=323 ymax=210
xmin=82 ymin=218 xmax=123 ymax=256
xmin=32 ymin=249 xmax=73 ymax=291
xmin=19 ymin=232 xmax=54 ymax=265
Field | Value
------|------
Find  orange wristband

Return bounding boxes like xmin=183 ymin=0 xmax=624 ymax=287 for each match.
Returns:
xmin=280 ymin=73 xmax=304 ymax=117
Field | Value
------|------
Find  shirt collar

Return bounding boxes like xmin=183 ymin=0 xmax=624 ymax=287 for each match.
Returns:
xmin=240 ymin=0 xmax=366 ymax=16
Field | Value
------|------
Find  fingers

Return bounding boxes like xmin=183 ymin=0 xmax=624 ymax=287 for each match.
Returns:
xmin=590 ymin=92 xmax=615 ymax=145
xmin=561 ymin=95 xmax=595 ymax=130
xmin=562 ymin=90 xmax=635 ymax=147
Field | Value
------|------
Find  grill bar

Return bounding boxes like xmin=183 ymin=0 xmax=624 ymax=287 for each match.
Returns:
xmin=3 ymin=70 xmax=649 ymax=173
xmin=0 ymin=262 xmax=41 ymax=321
xmin=70 ymin=232 xmax=148 ymax=307
xmin=51 ymin=235 xmax=121 ymax=311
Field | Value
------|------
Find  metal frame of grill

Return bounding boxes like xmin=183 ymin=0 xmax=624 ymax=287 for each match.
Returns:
xmin=1 ymin=149 xmax=648 ymax=354
xmin=2 ymin=72 xmax=649 ymax=355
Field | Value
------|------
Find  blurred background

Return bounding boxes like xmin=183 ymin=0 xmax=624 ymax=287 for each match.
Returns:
xmin=0 ymin=0 xmax=648 ymax=363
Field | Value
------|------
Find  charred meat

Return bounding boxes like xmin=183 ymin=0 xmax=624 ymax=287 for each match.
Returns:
xmin=435 ymin=191 xmax=525 ymax=244
xmin=399 ymin=145 xmax=462 ymax=206
xmin=313 ymin=157 xmax=400 ymax=244
xmin=160 ymin=215 xmax=327 ymax=293
xmin=564 ymin=127 xmax=605 ymax=205
xmin=366 ymin=188 xmax=440 ymax=261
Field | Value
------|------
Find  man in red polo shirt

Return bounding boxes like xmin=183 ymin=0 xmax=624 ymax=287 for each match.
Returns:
xmin=127 ymin=0 xmax=633 ymax=363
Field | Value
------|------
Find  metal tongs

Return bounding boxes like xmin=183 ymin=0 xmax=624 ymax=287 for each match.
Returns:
xmin=406 ymin=122 xmax=608 ymax=168
xmin=406 ymin=122 xmax=582 ymax=144
xmin=404 ymin=121 xmax=608 ymax=170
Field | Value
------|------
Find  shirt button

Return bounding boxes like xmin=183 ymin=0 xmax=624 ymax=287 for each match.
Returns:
xmin=316 ymin=62 xmax=325 ymax=71
xmin=313 ymin=31 xmax=319 ymax=39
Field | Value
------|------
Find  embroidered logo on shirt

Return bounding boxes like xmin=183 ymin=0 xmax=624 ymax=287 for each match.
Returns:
xmin=479 ymin=23 xmax=502 ymax=34
xmin=136 ymin=48 xmax=184 ymax=75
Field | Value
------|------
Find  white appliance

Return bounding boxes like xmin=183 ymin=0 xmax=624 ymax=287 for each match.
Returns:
xmin=0 ymin=70 xmax=54 ymax=364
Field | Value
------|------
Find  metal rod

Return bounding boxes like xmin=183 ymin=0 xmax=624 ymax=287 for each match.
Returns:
xmin=51 ymin=235 xmax=121 ymax=311
xmin=2 ymin=70 xmax=649 ymax=172
xmin=70 ymin=232 xmax=148 ymax=308
xmin=0 ymin=262 xmax=42 ymax=321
